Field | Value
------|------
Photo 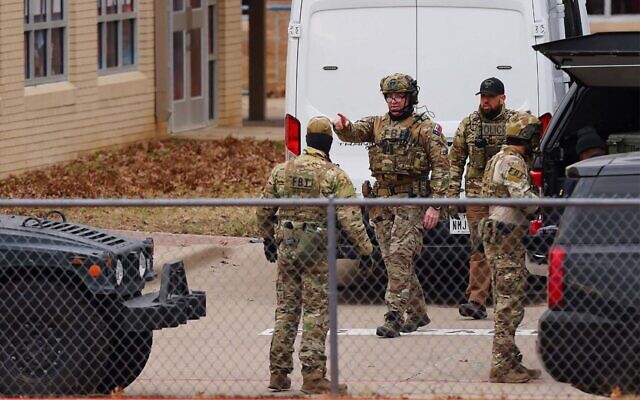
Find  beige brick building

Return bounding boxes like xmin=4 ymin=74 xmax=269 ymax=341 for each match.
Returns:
xmin=0 ymin=0 xmax=242 ymax=178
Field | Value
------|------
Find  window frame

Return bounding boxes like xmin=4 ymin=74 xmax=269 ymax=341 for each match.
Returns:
xmin=24 ymin=0 xmax=68 ymax=86
xmin=98 ymin=0 xmax=139 ymax=75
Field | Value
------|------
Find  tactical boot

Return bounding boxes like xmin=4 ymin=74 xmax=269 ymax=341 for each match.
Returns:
xmin=301 ymin=377 xmax=347 ymax=395
xmin=515 ymin=364 xmax=542 ymax=379
xmin=268 ymin=373 xmax=291 ymax=391
xmin=489 ymin=368 xmax=530 ymax=383
xmin=376 ymin=311 xmax=402 ymax=338
xmin=400 ymin=313 xmax=431 ymax=333
xmin=458 ymin=301 xmax=488 ymax=320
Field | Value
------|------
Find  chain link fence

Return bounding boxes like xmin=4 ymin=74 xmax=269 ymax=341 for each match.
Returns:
xmin=0 ymin=197 xmax=637 ymax=398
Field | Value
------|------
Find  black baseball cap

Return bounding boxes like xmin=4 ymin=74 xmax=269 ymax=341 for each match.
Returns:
xmin=476 ymin=77 xmax=505 ymax=96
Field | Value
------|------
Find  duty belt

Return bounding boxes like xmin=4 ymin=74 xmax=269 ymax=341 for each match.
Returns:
xmin=282 ymin=220 xmax=323 ymax=231
xmin=376 ymin=174 xmax=415 ymax=185
xmin=373 ymin=183 xmax=413 ymax=197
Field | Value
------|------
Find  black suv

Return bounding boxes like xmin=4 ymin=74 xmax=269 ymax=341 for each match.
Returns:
xmin=524 ymin=31 xmax=640 ymax=274
xmin=537 ymin=152 xmax=640 ymax=396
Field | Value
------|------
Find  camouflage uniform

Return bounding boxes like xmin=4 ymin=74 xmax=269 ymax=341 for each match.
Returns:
xmin=448 ymin=106 xmax=516 ymax=308
xmin=257 ymin=141 xmax=372 ymax=383
xmin=480 ymin=112 xmax=540 ymax=381
xmin=334 ymin=73 xmax=449 ymax=335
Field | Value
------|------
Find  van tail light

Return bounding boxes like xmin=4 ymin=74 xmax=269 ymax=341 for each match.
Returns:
xmin=539 ymin=112 xmax=552 ymax=137
xmin=548 ymin=246 xmax=565 ymax=309
xmin=529 ymin=217 xmax=543 ymax=236
xmin=530 ymin=170 xmax=543 ymax=188
xmin=285 ymin=114 xmax=301 ymax=156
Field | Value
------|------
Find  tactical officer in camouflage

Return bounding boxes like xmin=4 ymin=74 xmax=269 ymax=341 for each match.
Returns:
xmin=447 ymin=77 xmax=517 ymax=320
xmin=480 ymin=111 xmax=542 ymax=384
xmin=333 ymin=73 xmax=450 ymax=338
xmin=257 ymin=116 xmax=373 ymax=395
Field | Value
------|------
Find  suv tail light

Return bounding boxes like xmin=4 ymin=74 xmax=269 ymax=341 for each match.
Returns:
xmin=548 ymin=246 xmax=565 ymax=309
xmin=530 ymin=170 xmax=543 ymax=188
xmin=285 ymin=114 xmax=301 ymax=156
xmin=539 ymin=112 xmax=552 ymax=137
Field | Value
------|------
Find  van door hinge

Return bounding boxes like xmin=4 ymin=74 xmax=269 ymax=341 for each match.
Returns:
xmin=533 ymin=21 xmax=546 ymax=38
xmin=288 ymin=23 xmax=301 ymax=38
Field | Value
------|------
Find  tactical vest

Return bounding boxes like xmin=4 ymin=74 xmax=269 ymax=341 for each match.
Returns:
xmin=466 ymin=112 xmax=510 ymax=178
xmin=482 ymin=151 xmax=513 ymax=199
xmin=277 ymin=157 xmax=331 ymax=224
xmin=368 ymin=120 xmax=430 ymax=188
xmin=278 ymin=157 xmax=332 ymax=265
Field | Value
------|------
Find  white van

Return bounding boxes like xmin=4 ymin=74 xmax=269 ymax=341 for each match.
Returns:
xmin=283 ymin=0 xmax=589 ymax=296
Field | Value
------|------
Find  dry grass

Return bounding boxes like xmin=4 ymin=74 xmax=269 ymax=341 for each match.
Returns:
xmin=0 ymin=137 xmax=285 ymax=237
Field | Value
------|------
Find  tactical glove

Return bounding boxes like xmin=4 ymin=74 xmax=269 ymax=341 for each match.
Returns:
xmin=263 ymin=237 xmax=278 ymax=263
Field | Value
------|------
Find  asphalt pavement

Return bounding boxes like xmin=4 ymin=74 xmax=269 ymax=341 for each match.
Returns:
xmin=112 ymin=232 xmax=597 ymax=399
xmin=119 ymin=103 xmax=595 ymax=398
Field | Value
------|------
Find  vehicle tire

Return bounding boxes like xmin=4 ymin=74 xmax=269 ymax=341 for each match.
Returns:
xmin=97 ymin=330 xmax=153 ymax=393
xmin=573 ymin=382 xmax=612 ymax=397
xmin=416 ymin=252 xmax=468 ymax=305
xmin=0 ymin=279 xmax=112 ymax=395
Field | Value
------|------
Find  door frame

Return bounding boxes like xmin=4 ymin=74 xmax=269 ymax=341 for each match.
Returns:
xmin=170 ymin=0 xmax=208 ymax=133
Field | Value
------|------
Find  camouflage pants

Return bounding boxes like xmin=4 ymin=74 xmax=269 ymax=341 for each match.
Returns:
xmin=482 ymin=220 xmax=527 ymax=375
xmin=270 ymin=242 xmax=328 ymax=376
xmin=466 ymin=205 xmax=491 ymax=305
xmin=370 ymin=204 xmax=427 ymax=317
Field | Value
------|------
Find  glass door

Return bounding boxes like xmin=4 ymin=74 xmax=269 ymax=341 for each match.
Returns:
xmin=172 ymin=0 xmax=207 ymax=132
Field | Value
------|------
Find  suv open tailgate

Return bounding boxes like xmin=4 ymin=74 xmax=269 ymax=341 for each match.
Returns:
xmin=533 ymin=32 xmax=640 ymax=87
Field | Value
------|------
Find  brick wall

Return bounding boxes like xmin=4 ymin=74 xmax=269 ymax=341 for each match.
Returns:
xmin=0 ymin=0 xmax=159 ymax=178
xmin=217 ymin=0 xmax=243 ymax=127
xmin=0 ymin=0 xmax=243 ymax=177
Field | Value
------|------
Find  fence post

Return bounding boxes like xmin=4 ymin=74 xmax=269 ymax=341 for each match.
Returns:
xmin=327 ymin=195 xmax=339 ymax=396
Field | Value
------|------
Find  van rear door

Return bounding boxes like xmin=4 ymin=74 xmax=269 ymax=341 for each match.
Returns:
xmin=293 ymin=0 xmax=417 ymax=191
xmin=417 ymin=0 xmax=539 ymax=137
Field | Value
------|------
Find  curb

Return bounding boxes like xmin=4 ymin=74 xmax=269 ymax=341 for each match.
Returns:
xmin=108 ymin=229 xmax=253 ymax=272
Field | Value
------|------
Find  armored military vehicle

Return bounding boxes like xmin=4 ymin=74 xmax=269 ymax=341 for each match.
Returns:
xmin=0 ymin=211 xmax=206 ymax=395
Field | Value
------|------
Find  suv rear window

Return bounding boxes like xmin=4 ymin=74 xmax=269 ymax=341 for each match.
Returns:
xmin=556 ymin=87 xmax=640 ymax=163
xmin=558 ymin=175 xmax=640 ymax=245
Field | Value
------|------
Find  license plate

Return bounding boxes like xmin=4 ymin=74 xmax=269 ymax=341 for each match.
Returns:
xmin=449 ymin=213 xmax=469 ymax=235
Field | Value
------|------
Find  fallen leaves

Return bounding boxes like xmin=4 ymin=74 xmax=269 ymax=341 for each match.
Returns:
xmin=0 ymin=137 xmax=284 ymax=199
xmin=0 ymin=137 xmax=285 ymax=236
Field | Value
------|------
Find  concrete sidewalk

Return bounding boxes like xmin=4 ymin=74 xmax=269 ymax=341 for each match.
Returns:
xmin=173 ymin=96 xmax=284 ymax=142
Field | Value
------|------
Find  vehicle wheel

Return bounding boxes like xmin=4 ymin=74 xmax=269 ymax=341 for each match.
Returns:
xmin=417 ymin=254 xmax=468 ymax=304
xmin=97 ymin=330 xmax=153 ymax=393
xmin=0 ymin=279 xmax=112 ymax=395
xmin=573 ymin=382 xmax=612 ymax=397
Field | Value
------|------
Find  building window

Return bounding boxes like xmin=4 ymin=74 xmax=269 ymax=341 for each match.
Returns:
xmin=587 ymin=0 xmax=640 ymax=15
xmin=24 ymin=0 xmax=67 ymax=85
xmin=98 ymin=0 xmax=137 ymax=74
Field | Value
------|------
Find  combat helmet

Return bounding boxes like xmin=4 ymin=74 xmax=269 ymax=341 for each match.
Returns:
xmin=380 ymin=73 xmax=419 ymax=106
xmin=306 ymin=116 xmax=333 ymax=136
xmin=506 ymin=111 xmax=542 ymax=152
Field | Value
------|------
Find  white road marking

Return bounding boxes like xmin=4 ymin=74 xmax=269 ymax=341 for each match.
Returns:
xmin=259 ymin=328 xmax=537 ymax=336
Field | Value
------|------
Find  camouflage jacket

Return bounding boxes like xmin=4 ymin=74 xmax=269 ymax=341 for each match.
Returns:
xmin=447 ymin=106 xmax=516 ymax=198
xmin=334 ymin=112 xmax=449 ymax=198
xmin=256 ymin=147 xmax=373 ymax=255
xmin=481 ymin=146 xmax=538 ymax=226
